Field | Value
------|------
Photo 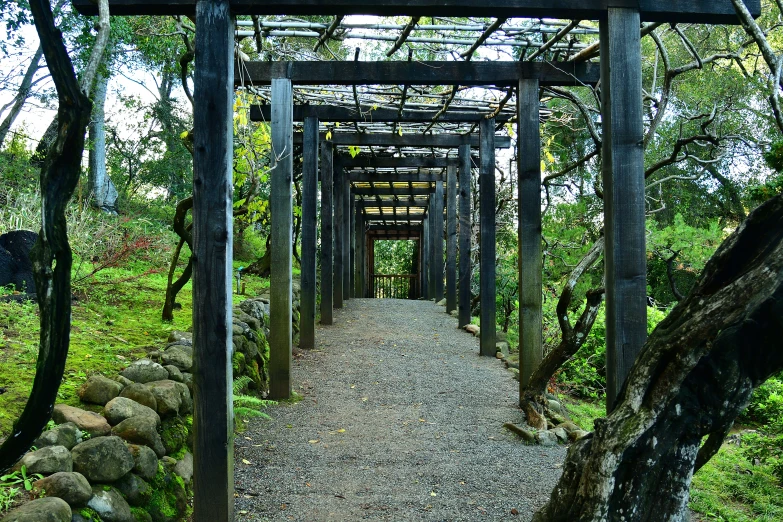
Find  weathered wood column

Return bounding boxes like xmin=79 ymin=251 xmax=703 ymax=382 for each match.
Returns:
xmin=343 ymin=174 xmax=351 ymax=301
xmin=422 ymin=205 xmax=430 ymax=299
xmin=479 ymin=118 xmax=496 ymax=356
xmin=269 ymin=77 xmax=293 ymax=399
xmin=518 ymin=79 xmax=543 ymax=391
xmin=458 ymin=144 xmax=472 ymax=328
xmin=300 ymin=115 xmax=318 ymax=349
xmin=191 ymin=1 xmax=234 ymax=518
xmin=446 ymin=164 xmax=457 ymax=313
xmin=433 ymin=178 xmax=445 ymax=302
xmin=354 ymin=202 xmax=363 ymax=298
xmin=350 ymin=194 xmax=356 ymax=297
xmin=333 ymin=162 xmax=344 ymax=308
xmin=320 ymin=141 xmax=334 ymax=324
xmin=600 ymin=8 xmax=647 ymax=411
xmin=428 ymin=193 xmax=436 ymax=299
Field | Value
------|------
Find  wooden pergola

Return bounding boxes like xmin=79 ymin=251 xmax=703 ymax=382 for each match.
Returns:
xmin=71 ymin=1 xmax=761 ymax=520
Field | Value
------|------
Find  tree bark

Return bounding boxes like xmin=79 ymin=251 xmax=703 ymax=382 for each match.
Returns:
xmin=520 ymin=237 xmax=604 ymax=430
xmin=87 ymin=71 xmax=117 ymax=213
xmin=0 ymin=45 xmax=44 ymax=147
xmin=162 ymin=197 xmax=193 ymax=321
xmin=0 ymin=0 xmax=107 ymax=471
xmin=533 ymin=194 xmax=783 ymax=522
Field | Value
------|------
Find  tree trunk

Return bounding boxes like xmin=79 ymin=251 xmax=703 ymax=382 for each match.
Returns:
xmin=244 ymin=234 xmax=272 ymax=277
xmin=0 ymin=0 xmax=106 ymax=471
xmin=162 ymin=197 xmax=193 ymax=321
xmin=520 ymin=237 xmax=604 ymax=430
xmin=533 ymin=194 xmax=783 ymax=522
xmin=88 ymin=71 xmax=117 ymax=213
xmin=0 ymin=45 xmax=44 ymax=147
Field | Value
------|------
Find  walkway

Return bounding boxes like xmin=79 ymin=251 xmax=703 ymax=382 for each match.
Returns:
xmin=234 ymin=299 xmax=565 ymax=521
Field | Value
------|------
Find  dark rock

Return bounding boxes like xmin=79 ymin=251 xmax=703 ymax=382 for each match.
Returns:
xmin=113 ymin=473 xmax=152 ymax=507
xmin=234 ymin=309 xmax=261 ymax=332
xmin=551 ymin=427 xmax=569 ymax=443
xmin=78 ymin=375 xmax=122 ymax=406
xmin=87 ymin=487 xmax=134 ymax=522
xmin=16 ymin=446 xmax=72 ymax=474
xmin=144 ymin=380 xmax=181 ymax=417
xmin=113 ymin=375 xmax=133 ymax=389
xmin=72 ymin=436 xmax=134 ymax=483
xmin=112 ymin=416 xmax=166 ymax=458
xmin=180 ymin=373 xmax=193 ymax=395
xmin=166 ymin=331 xmax=191 ymax=345
xmin=547 ymin=399 xmax=564 ymax=415
xmin=536 ymin=430 xmax=559 ymax=446
xmin=0 ymin=230 xmax=38 ymax=295
xmin=0 ymin=496 xmax=71 ymax=521
xmin=33 ymin=472 xmax=92 ymax=507
xmin=120 ymin=360 xmax=168 ymax=384
xmin=160 ymin=346 xmax=192 ymax=372
xmin=52 ymin=405 xmax=111 ymax=437
xmin=34 ymin=422 xmax=79 ymax=450
xmin=127 ymin=444 xmax=158 ymax=481
xmin=160 ymin=417 xmax=189 ymax=456
xmin=174 ymin=382 xmax=191 ymax=415
xmin=172 ymin=451 xmax=193 ymax=484
xmin=103 ymin=397 xmax=160 ymax=427
xmin=119 ymin=383 xmax=157 ymax=412
xmin=163 ymin=365 xmax=182 ymax=383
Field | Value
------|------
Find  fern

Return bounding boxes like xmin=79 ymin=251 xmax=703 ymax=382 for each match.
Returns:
xmin=232 ymin=379 xmax=276 ymax=425
xmin=232 ymin=375 xmax=253 ymax=394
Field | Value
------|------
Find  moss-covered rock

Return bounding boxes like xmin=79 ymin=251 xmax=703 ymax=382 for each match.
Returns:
xmin=232 ymin=352 xmax=246 ymax=375
xmin=145 ymin=464 xmax=189 ymax=522
xmin=160 ymin=417 xmax=190 ymax=456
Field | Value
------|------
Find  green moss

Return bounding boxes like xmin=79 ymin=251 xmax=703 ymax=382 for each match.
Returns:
xmin=130 ymin=507 xmax=152 ymax=522
xmin=161 ymin=417 xmax=189 ymax=455
xmin=232 ymin=352 xmax=246 ymax=374
xmin=78 ymin=507 xmax=103 ymax=521
xmin=145 ymin=463 xmax=187 ymax=521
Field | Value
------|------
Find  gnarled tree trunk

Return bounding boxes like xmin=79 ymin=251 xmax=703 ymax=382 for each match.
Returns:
xmin=0 ymin=45 xmax=44 ymax=147
xmin=533 ymin=194 xmax=783 ymax=521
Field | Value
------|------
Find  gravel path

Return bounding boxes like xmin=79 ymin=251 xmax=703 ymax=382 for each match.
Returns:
xmin=235 ymin=299 xmax=566 ymax=521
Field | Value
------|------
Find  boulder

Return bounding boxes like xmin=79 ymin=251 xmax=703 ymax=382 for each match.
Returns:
xmin=0 ymin=230 xmax=38 ymax=295
xmin=449 ymin=310 xmax=458 ymax=317
xmin=113 ymin=473 xmax=152 ymax=507
xmin=87 ymin=487 xmax=134 ymax=522
xmin=234 ymin=309 xmax=261 ymax=332
xmin=78 ymin=375 xmax=122 ymax=406
xmin=551 ymin=427 xmax=569 ymax=443
xmin=112 ymin=416 xmax=166 ymax=458
xmin=103 ymin=397 xmax=160 ymax=427
xmin=172 ymin=451 xmax=193 ymax=484
xmin=535 ymin=430 xmax=559 ymax=447
xmin=119 ymin=383 xmax=157 ymax=411
xmin=180 ymin=372 xmax=193 ymax=395
xmin=547 ymin=399 xmax=564 ymax=415
xmin=163 ymin=365 xmax=183 ymax=383
xmin=120 ymin=359 xmax=168 ymax=384
xmin=436 ymin=299 xmax=446 ymax=306
xmin=16 ymin=446 xmax=72 ymax=475
xmin=556 ymin=421 xmax=581 ymax=434
xmin=113 ymin=375 xmax=133 ymax=389
xmin=496 ymin=341 xmax=510 ymax=357
xmin=166 ymin=330 xmax=192 ymax=345
xmin=464 ymin=324 xmax=480 ymax=336
xmin=71 ymin=436 xmax=134 ymax=483
xmin=128 ymin=444 xmax=158 ymax=481
xmin=161 ymin=417 xmax=189 ymax=456
xmin=174 ymin=382 xmax=192 ymax=415
xmin=52 ymin=405 xmax=111 ymax=437
xmin=145 ymin=380 xmax=182 ymax=417
xmin=33 ymin=422 xmax=79 ymax=450
xmin=0 ymin=497 xmax=71 ymax=522
xmin=160 ymin=346 xmax=192 ymax=372
xmin=33 ymin=472 xmax=92 ymax=506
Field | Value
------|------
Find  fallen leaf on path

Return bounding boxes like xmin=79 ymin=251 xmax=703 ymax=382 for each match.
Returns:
xmin=308 ymin=439 xmax=320 ymax=444
xmin=337 ymin=428 xmax=346 ymax=433
xmin=430 ymin=492 xmax=437 ymax=497
xmin=242 ymin=459 xmax=251 ymax=465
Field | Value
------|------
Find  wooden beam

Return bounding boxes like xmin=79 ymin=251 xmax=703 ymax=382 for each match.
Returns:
xmin=433 ymin=179 xmax=444 ymax=301
xmin=446 ymin=164 xmax=457 ymax=313
xmin=601 ymin=8 xmax=647 ymax=412
xmin=237 ymin=61 xmax=599 ymax=87
xmin=358 ymin=199 xmax=430 ymax=208
xmin=251 ymin=105 xmax=515 ymax=123
xmin=269 ymin=77 xmax=293 ymax=400
xmin=479 ymin=117 xmax=496 ymax=357
xmin=294 ymin=132 xmax=512 ymax=149
xmin=518 ymin=79 xmax=543 ymax=392
xmin=349 ymin=172 xmax=443 ymax=183
xmin=458 ymin=144 xmax=472 ymax=329
xmin=350 ymin=194 xmax=356 ymax=297
xmin=73 ymin=0 xmax=761 ymax=25
xmin=299 ymin=115 xmax=318 ymax=349
xmin=319 ymin=141 xmax=334 ymax=325
xmin=422 ymin=209 xmax=429 ymax=299
xmin=343 ymin=171 xmax=351 ymax=301
xmin=368 ymin=224 xmax=423 ymax=232
xmin=357 ymin=210 xmax=366 ymax=297
xmin=352 ymin=187 xmax=434 ymax=196
xmin=333 ymin=166 xmax=344 ymax=308
xmin=339 ymin=156 xmax=456 ymax=168
xmin=191 ymin=2 xmax=234 ymax=520
xmin=427 ymin=194 xmax=436 ymax=299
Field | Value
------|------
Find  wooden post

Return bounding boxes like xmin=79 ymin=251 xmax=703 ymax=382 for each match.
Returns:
xmin=446 ymin=164 xmax=457 ymax=313
xmin=428 ymin=194 xmax=436 ymax=299
xmin=320 ymin=141 xmax=334 ymax=324
xmin=422 ymin=207 xmax=430 ymax=299
xmin=458 ymin=144 xmax=472 ymax=328
xmin=343 ymin=174 xmax=351 ymax=301
xmin=300 ymin=116 xmax=318 ymax=349
xmin=269 ymin=77 xmax=293 ymax=399
xmin=601 ymin=8 xmax=647 ymax=412
xmin=479 ymin=117 xmax=496 ymax=356
xmin=350 ymin=194 xmax=356 ymax=297
xmin=354 ymin=203 xmax=363 ymax=298
xmin=333 ymin=163 xmax=344 ymax=308
xmin=518 ymin=79 xmax=543 ymax=391
xmin=369 ymin=237 xmax=375 ymax=297
xmin=433 ymin=179 xmax=444 ymax=302
xmin=191 ymin=1 xmax=234 ymax=519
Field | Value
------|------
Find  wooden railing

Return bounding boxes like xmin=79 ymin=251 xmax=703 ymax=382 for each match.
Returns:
xmin=372 ymin=274 xmax=417 ymax=299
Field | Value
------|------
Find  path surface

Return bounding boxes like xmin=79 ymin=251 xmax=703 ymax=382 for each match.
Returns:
xmin=235 ymin=299 xmax=565 ymax=521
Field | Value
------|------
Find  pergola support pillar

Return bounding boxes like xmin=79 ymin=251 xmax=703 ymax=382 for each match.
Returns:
xmin=320 ymin=141 xmax=334 ymax=324
xmin=601 ymin=8 xmax=647 ymax=411
xmin=433 ymin=179 xmax=444 ymax=302
xmin=300 ymin=115 xmax=318 ymax=349
xmin=458 ymin=144 xmax=472 ymax=328
xmin=191 ymin=2 xmax=234 ymax=519
xmin=343 ymin=174 xmax=351 ymax=301
xmin=334 ymin=163 xmax=344 ymax=308
xmin=422 ymin=208 xmax=430 ymax=299
xmin=446 ymin=164 xmax=457 ymax=313
xmin=269 ymin=77 xmax=293 ymax=399
xmin=350 ymin=194 xmax=356 ymax=297
xmin=479 ymin=117 xmax=496 ymax=356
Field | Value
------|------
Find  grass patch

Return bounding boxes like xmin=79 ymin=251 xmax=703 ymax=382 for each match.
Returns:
xmin=561 ymin=396 xmax=605 ymax=431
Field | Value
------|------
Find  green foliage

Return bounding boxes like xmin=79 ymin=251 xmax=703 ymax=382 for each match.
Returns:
xmin=0 ymin=485 xmax=20 ymax=513
xmin=0 ymin=465 xmax=42 ymax=491
xmin=373 ymin=240 xmax=416 ymax=275
xmin=233 ymin=376 xmax=276 ymax=425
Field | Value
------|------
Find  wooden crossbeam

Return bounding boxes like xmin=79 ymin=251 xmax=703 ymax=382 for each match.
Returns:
xmin=358 ymin=200 xmax=430 ymax=208
xmin=368 ymin=224 xmax=423 ymax=232
xmin=340 ymin=156 xmax=455 ymax=168
xmin=72 ymin=0 xmax=760 ymax=24
xmin=294 ymin=132 xmax=512 ymax=149
xmin=250 ymin=105 xmax=514 ymax=123
xmin=349 ymin=172 xmax=443 ymax=182
xmin=236 ymin=61 xmax=599 ymax=86
xmin=353 ymin=187 xmax=434 ymax=195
